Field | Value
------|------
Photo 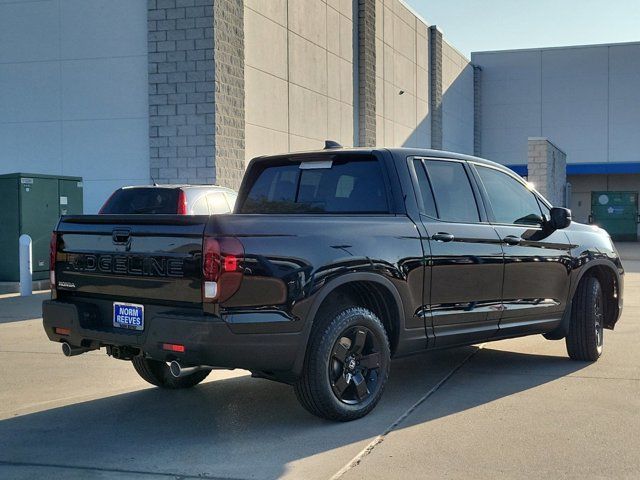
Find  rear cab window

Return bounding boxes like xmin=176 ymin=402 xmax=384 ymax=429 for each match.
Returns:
xmin=99 ymin=188 xmax=179 ymax=214
xmin=238 ymin=154 xmax=390 ymax=214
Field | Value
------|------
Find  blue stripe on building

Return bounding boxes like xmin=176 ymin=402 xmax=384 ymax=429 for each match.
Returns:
xmin=506 ymin=163 xmax=640 ymax=177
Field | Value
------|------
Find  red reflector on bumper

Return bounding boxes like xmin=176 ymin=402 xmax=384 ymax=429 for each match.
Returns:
xmin=55 ymin=327 xmax=71 ymax=336
xmin=162 ymin=343 xmax=185 ymax=353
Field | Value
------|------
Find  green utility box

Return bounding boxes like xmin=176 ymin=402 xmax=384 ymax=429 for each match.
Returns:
xmin=591 ymin=191 xmax=638 ymax=242
xmin=0 ymin=173 xmax=83 ymax=282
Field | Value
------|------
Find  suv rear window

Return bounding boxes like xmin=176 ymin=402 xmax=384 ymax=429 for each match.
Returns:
xmin=100 ymin=188 xmax=179 ymax=214
xmin=239 ymin=156 xmax=389 ymax=214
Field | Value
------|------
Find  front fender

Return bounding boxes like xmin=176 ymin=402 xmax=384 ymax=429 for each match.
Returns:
xmin=545 ymin=255 xmax=624 ymax=340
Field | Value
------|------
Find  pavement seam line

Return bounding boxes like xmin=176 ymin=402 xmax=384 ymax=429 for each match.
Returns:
xmin=328 ymin=344 xmax=485 ymax=480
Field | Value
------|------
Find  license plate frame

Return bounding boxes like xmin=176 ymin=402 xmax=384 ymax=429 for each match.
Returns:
xmin=113 ymin=302 xmax=144 ymax=331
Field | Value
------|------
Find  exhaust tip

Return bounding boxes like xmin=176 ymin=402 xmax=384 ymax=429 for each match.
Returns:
xmin=169 ymin=360 xmax=182 ymax=378
xmin=61 ymin=342 xmax=72 ymax=357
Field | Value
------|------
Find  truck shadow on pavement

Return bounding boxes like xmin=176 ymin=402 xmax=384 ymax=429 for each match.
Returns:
xmin=0 ymin=345 xmax=588 ymax=479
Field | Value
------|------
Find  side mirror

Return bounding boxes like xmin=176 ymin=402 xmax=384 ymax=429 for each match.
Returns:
xmin=549 ymin=207 xmax=571 ymax=230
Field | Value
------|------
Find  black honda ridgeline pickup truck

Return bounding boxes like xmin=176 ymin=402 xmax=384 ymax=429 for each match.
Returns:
xmin=43 ymin=146 xmax=624 ymax=421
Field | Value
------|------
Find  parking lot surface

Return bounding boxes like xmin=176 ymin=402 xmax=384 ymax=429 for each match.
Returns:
xmin=1 ymin=245 xmax=639 ymax=479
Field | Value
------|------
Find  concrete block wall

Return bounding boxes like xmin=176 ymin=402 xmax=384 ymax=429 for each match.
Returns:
xmin=428 ymin=26 xmax=442 ymax=149
xmin=527 ymin=137 xmax=566 ymax=206
xmin=473 ymin=65 xmax=482 ymax=156
xmin=243 ymin=0 xmax=355 ymax=163
xmin=147 ymin=0 xmax=216 ymax=185
xmin=212 ymin=0 xmax=245 ymax=189
xmin=358 ymin=0 xmax=377 ymax=147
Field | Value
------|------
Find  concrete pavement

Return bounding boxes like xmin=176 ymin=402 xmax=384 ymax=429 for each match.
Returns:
xmin=1 ymin=247 xmax=639 ymax=479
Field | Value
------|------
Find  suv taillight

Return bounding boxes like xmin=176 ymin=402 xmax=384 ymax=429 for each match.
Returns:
xmin=202 ymin=236 xmax=244 ymax=303
xmin=177 ymin=190 xmax=188 ymax=215
xmin=50 ymin=232 xmax=58 ymax=295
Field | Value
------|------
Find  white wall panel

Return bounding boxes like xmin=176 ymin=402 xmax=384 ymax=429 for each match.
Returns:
xmin=0 ymin=0 xmax=149 ymax=213
xmin=0 ymin=0 xmax=59 ymax=63
xmin=0 ymin=123 xmax=62 ymax=174
xmin=61 ymin=57 xmax=148 ymax=120
xmin=474 ymin=43 xmax=640 ymax=167
xmin=62 ymin=118 xmax=149 ymax=180
xmin=0 ymin=62 xmax=60 ymax=122
xmin=60 ymin=0 xmax=147 ymax=59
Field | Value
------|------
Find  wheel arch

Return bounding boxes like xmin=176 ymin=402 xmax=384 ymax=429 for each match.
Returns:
xmin=291 ymin=273 xmax=405 ymax=376
xmin=545 ymin=259 xmax=622 ymax=340
xmin=578 ymin=262 xmax=621 ymax=330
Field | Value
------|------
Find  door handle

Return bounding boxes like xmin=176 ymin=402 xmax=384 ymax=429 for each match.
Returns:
xmin=503 ymin=235 xmax=521 ymax=246
xmin=432 ymin=232 xmax=454 ymax=242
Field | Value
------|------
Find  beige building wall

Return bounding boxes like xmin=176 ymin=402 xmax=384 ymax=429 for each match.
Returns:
xmin=374 ymin=0 xmax=429 ymax=148
xmin=244 ymin=0 xmax=355 ymax=164
xmin=441 ymin=40 xmax=474 ymax=154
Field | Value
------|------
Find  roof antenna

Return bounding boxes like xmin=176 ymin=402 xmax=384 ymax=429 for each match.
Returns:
xmin=324 ymin=140 xmax=343 ymax=149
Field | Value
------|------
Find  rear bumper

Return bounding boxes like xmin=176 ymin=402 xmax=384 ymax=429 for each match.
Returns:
xmin=42 ymin=300 xmax=305 ymax=373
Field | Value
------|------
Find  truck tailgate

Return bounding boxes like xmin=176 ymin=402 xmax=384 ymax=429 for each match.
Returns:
xmin=54 ymin=215 xmax=206 ymax=305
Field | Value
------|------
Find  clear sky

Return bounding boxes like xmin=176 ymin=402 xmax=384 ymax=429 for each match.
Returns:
xmin=405 ymin=0 xmax=640 ymax=57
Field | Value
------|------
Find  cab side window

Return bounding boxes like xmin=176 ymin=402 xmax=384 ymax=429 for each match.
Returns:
xmin=476 ymin=166 xmax=544 ymax=226
xmin=413 ymin=159 xmax=438 ymax=218
xmin=421 ymin=160 xmax=480 ymax=223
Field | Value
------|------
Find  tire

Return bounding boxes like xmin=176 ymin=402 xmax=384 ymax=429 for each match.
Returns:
xmin=566 ymin=276 xmax=604 ymax=362
xmin=132 ymin=356 xmax=210 ymax=389
xmin=294 ymin=306 xmax=391 ymax=421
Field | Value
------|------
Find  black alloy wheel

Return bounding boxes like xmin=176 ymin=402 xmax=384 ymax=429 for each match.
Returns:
xmin=594 ymin=286 xmax=604 ymax=354
xmin=329 ymin=326 xmax=382 ymax=404
xmin=566 ymin=276 xmax=605 ymax=361
xmin=294 ymin=306 xmax=391 ymax=421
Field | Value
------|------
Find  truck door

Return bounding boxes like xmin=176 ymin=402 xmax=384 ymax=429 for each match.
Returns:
xmin=411 ymin=158 xmax=504 ymax=348
xmin=471 ymin=163 xmax=573 ymax=336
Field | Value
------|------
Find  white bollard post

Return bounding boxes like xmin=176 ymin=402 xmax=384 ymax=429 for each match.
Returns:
xmin=19 ymin=234 xmax=32 ymax=297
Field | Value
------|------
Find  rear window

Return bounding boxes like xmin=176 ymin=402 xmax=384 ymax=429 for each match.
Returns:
xmin=99 ymin=188 xmax=179 ymax=214
xmin=239 ymin=156 xmax=389 ymax=214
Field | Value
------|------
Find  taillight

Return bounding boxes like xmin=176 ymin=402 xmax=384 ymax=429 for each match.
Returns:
xmin=177 ymin=190 xmax=188 ymax=215
xmin=49 ymin=232 xmax=58 ymax=288
xmin=202 ymin=236 xmax=244 ymax=303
